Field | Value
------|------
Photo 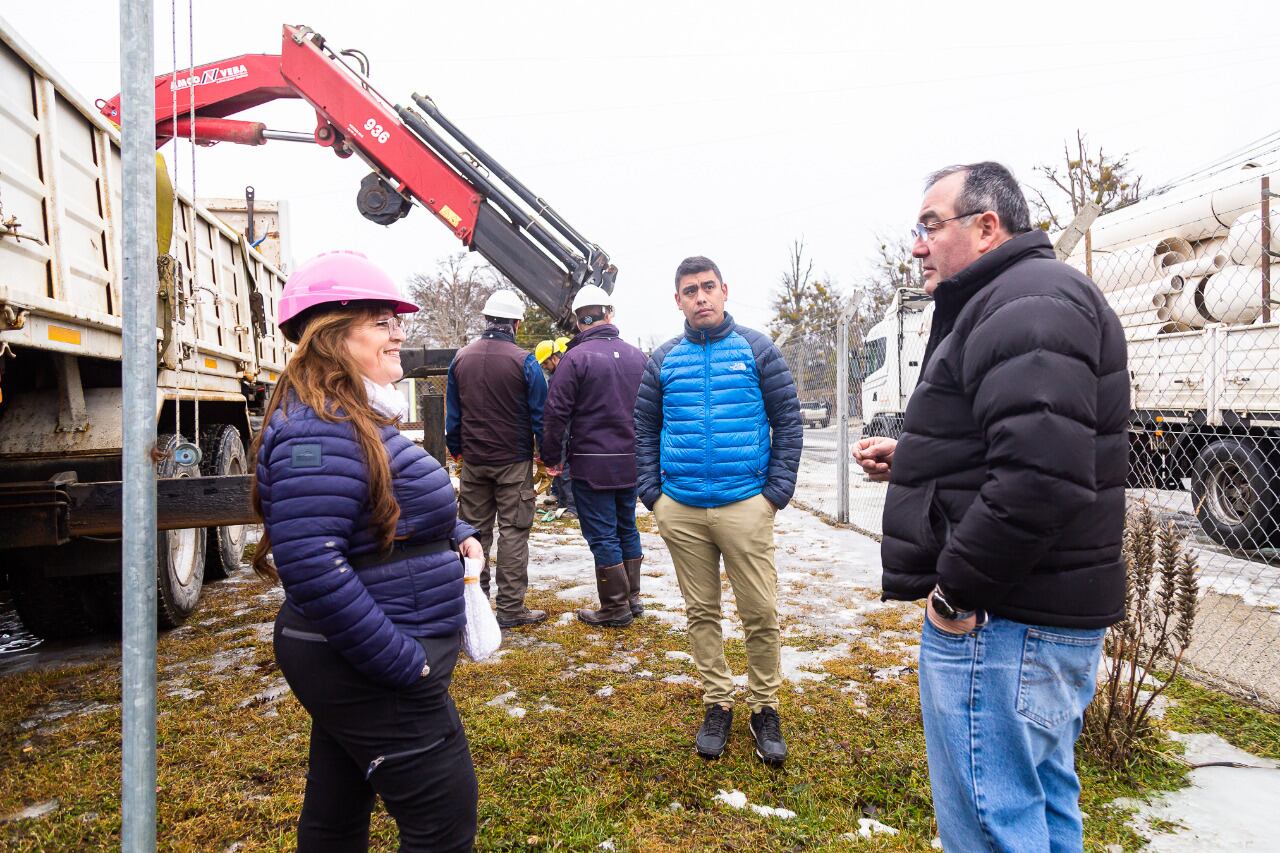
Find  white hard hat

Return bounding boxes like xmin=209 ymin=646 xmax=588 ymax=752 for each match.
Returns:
xmin=571 ymin=284 xmax=613 ymax=314
xmin=481 ymin=289 xmax=526 ymax=320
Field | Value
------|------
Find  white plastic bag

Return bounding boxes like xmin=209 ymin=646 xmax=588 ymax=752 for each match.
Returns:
xmin=461 ymin=557 xmax=501 ymax=661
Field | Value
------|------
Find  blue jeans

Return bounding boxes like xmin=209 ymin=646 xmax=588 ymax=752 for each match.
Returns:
xmin=572 ymin=482 xmax=641 ymax=568
xmin=918 ymin=615 xmax=1104 ymax=853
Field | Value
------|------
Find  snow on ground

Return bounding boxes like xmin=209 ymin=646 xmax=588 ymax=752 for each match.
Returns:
xmin=1118 ymin=732 xmax=1280 ymax=850
xmin=524 ymin=501 xmax=1275 ymax=848
xmin=527 ymin=503 xmax=892 ymax=684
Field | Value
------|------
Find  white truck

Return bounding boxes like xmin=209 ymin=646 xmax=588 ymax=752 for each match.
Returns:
xmin=0 ymin=21 xmax=290 ymax=637
xmin=858 ymin=160 xmax=1280 ymax=552
xmin=857 ymin=288 xmax=932 ymax=440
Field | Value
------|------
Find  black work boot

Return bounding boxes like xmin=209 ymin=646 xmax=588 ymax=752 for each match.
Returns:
xmin=497 ymin=608 xmax=548 ymax=629
xmin=749 ymin=706 xmax=788 ymax=767
xmin=696 ymin=703 xmax=733 ymax=759
xmin=623 ymin=556 xmax=644 ymax=616
xmin=577 ymin=563 xmax=633 ymax=627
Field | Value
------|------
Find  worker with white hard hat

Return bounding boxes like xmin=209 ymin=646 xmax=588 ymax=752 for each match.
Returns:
xmin=541 ymin=283 xmax=648 ymax=626
xmin=445 ymin=289 xmax=549 ymax=628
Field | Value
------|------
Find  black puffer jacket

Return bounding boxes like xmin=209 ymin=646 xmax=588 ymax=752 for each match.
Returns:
xmin=880 ymin=230 xmax=1129 ymax=628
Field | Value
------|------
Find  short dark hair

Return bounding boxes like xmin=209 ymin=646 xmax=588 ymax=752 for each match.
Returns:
xmin=483 ymin=315 xmax=517 ymax=328
xmin=674 ymin=256 xmax=722 ymax=290
xmin=925 ymin=162 xmax=1032 ymax=234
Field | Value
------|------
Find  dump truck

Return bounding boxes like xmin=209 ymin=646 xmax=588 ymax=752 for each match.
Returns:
xmin=1 ymin=17 xmax=616 ymax=638
xmin=1 ymin=20 xmax=291 ymax=637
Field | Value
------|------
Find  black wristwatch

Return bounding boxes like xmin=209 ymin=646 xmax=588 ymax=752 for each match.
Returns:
xmin=930 ymin=585 xmax=976 ymax=621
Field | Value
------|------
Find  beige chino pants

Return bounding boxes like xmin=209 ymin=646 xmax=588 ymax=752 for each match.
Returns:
xmin=653 ymin=492 xmax=781 ymax=712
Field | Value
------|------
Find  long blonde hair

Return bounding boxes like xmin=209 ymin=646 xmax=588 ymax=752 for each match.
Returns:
xmin=249 ymin=305 xmax=400 ymax=581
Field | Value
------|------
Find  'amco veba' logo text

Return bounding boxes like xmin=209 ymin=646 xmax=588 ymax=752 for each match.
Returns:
xmin=170 ymin=64 xmax=249 ymax=92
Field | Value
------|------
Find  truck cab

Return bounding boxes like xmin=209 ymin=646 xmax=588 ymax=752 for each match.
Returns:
xmin=858 ymin=288 xmax=932 ymax=439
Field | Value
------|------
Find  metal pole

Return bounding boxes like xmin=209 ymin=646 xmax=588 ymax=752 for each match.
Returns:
xmin=120 ymin=1 xmax=158 ymax=850
xmin=836 ymin=311 xmax=850 ymax=523
xmin=1262 ymin=177 xmax=1271 ymax=324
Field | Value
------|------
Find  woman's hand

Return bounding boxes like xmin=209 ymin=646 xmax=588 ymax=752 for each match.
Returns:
xmin=459 ymin=536 xmax=483 ymax=560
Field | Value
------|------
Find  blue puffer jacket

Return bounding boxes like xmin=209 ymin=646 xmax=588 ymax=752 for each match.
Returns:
xmin=256 ymin=397 xmax=477 ymax=688
xmin=635 ymin=312 xmax=803 ymax=510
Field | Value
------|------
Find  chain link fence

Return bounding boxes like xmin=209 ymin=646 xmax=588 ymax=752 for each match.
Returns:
xmin=784 ymin=160 xmax=1280 ymax=709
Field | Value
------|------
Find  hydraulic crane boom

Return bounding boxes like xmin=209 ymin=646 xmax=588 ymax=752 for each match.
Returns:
xmin=99 ymin=24 xmax=615 ymax=326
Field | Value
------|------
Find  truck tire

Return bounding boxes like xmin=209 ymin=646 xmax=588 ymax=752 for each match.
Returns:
xmin=201 ymin=424 xmax=248 ymax=580
xmin=156 ymin=433 xmax=206 ymax=628
xmin=9 ymin=565 xmax=97 ymax=639
xmin=1190 ymin=438 xmax=1280 ymax=551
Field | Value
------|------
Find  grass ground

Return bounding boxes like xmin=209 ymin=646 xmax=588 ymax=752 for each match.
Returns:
xmin=2 ymin=523 xmax=1278 ymax=850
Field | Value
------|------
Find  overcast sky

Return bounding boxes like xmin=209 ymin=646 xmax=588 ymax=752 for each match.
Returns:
xmin=6 ymin=1 xmax=1280 ymax=343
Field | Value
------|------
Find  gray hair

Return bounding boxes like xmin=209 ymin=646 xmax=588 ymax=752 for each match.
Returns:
xmin=925 ymin=162 xmax=1031 ymax=234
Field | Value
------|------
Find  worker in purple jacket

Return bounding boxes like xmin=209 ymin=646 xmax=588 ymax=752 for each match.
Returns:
xmin=542 ymin=285 xmax=649 ymax=627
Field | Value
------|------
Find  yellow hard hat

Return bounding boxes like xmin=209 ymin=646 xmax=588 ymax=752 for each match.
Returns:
xmin=554 ymin=336 xmax=570 ymax=354
xmin=535 ymin=339 xmax=555 ymax=364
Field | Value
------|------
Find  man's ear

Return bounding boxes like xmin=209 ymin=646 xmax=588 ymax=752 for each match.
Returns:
xmin=977 ymin=212 xmax=1005 ymax=251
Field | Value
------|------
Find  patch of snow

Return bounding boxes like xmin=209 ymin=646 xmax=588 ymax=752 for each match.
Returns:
xmin=714 ymin=789 xmax=795 ymax=819
xmin=595 ymin=685 xmax=615 ymax=698
xmin=858 ymin=818 xmax=899 ymax=837
xmin=665 ymin=650 xmax=693 ymax=662
xmin=598 ymin=841 xmax=615 ymax=850
xmin=668 ymin=801 xmax=683 ymax=811
xmin=557 ymin=612 xmax=577 ymax=625
xmin=237 ymin=678 xmax=290 ymax=708
xmin=2 ymin=799 xmax=58 ymax=822
xmin=714 ymin=789 xmax=748 ymax=810
xmin=166 ymin=687 xmax=205 ymax=701
xmin=873 ymin=665 xmax=914 ymax=682
xmin=750 ymin=803 xmax=796 ymax=819
xmin=661 ymin=674 xmax=700 ymax=686
xmin=485 ymin=689 xmax=528 ymax=718
xmin=1122 ymin=732 xmax=1280 ymax=850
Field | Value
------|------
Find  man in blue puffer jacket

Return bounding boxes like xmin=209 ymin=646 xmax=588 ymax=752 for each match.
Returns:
xmin=635 ymin=255 xmax=802 ymax=767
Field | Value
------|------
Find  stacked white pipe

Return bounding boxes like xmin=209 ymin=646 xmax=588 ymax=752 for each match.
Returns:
xmin=1064 ymin=160 xmax=1280 ymax=338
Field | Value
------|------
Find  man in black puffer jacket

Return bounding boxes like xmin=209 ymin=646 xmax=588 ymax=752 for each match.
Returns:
xmin=854 ymin=162 xmax=1127 ymax=853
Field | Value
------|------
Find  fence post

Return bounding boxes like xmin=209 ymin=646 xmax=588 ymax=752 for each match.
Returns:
xmin=836 ymin=311 xmax=851 ymax=523
xmin=120 ymin=0 xmax=158 ymax=849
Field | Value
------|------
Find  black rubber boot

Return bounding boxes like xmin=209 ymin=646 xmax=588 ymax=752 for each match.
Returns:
xmin=623 ymin=556 xmax=644 ymax=616
xmin=576 ymin=563 xmax=633 ymax=627
xmin=696 ymin=703 xmax=733 ymax=759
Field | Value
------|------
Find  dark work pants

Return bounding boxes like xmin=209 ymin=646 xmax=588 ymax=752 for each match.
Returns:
xmin=572 ymin=482 xmax=642 ymax=568
xmin=273 ymin=605 xmax=478 ymax=852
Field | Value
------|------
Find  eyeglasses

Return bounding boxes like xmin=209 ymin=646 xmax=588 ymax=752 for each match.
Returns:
xmin=372 ymin=316 xmax=405 ymax=334
xmin=910 ymin=210 xmax=985 ymax=243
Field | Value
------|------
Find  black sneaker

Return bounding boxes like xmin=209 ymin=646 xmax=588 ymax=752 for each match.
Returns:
xmin=696 ymin=704 xmax=733 ymax=759
xmin=749 ymin=706 xmax=787 ymax=767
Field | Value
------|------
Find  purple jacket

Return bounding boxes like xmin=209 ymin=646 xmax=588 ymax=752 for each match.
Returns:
xmin=257 ymin=397 xmax=477 ymax=688
xmin=541 ymin=323 xmax=647 ymax=490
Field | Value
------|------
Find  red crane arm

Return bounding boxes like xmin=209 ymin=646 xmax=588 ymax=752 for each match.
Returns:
xmin=99 ymin=24 xmax=614 ymax=325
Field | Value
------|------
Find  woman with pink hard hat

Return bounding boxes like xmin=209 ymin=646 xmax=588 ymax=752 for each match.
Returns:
xmin=251 ymin=250 xmax=481 ymax=850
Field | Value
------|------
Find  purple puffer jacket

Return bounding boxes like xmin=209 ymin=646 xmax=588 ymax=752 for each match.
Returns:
xmin=256 ymin=396 xmax=476 ymax=688
xmin=541 ymin=323 xmax=647 ymax=490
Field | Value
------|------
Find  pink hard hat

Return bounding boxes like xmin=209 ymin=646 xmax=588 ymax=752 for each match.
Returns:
xmin=278 ymin=250 xmax=419 ymax=342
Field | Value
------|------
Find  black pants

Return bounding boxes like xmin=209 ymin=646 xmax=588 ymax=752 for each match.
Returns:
xmin=273 ymin=605 xmax=478 ymax=852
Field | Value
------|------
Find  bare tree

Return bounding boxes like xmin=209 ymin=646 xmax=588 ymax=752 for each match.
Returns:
xmin=403 ymin=253 xmax=504 ymax=347
xmin=855 ymin=235 xmax=919 ymax=333
xmin=769 ymin=238 xmax=816 ymax=335
xmin=1029 ymin=130 xmax=1146 ymax=232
